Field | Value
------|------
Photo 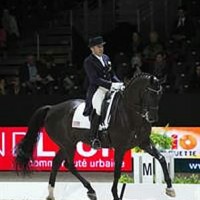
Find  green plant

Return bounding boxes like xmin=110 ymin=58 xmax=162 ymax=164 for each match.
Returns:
xmin=119 ymin=173 xmax=200 ymax=184
xmin=150 ymin=132 xmax=172 ymax=150
xmin=119 ymin=173 xmax=134 ymax=183
xmin=132 ymin=126 xmax=172 ymax=152
xmin=173 ymin=174 xmax=200 ymax=184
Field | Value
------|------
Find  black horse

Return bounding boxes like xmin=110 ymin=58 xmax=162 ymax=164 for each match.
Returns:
xmin=15 ymin=73 xmax=176 ymax=200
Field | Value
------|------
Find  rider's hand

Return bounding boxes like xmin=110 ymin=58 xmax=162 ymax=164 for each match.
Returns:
xmin=111 ymin=82 xmax=125 ymax=91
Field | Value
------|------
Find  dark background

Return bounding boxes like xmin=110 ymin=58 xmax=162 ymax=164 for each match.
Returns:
xmin=0 ymin=93 xmax=199 ymax=126
xmin=0 ymin=0 xmax=200 ymax=127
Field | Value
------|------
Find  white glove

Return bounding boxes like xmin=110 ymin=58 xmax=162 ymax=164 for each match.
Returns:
xmin=111 ymin=82 xmax=125 ymax=91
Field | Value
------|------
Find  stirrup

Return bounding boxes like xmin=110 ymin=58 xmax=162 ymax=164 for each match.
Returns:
xmin=91 ymin=138 xmax=101 ymax=149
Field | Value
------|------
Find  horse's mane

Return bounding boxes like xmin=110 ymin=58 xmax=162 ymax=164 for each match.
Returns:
xmin=126 ymin=72 xmax=153 ymax=89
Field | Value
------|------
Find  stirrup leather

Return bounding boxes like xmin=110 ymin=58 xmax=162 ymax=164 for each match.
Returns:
xmin=91 ymin=138 xmax=101 ymax=149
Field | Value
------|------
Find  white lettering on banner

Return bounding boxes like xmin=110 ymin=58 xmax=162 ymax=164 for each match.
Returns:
xmin=89 ymin=159 xmax=125 ymax=168
xmin=102 ymin=148 xmax=109 ymax=157
xmin=31 ymin=160 xmax=52 ymax=167
xmin=12 ymin=132 xmax=26 ymax=155
xmin=74 ymin=159 xmax=88 ymax=168
xmin=0 ymin=132 xmax=5 ymax=156
xmin=37 ymin=133 xmax=55 ymax=157
xmin=76 ymin=142 xmax=110 ymax=157
xmin=167 ymin=150 xmax=196 ymax=157
xmin=77 ymin=142 xmax=97 ymax=157
xmin=90 ymin=159 xmax=115 ymax=168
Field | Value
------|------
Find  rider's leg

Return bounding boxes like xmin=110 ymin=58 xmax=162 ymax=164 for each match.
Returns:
xmin=91 ymin=86 xmax=108 ymax=149
xmin=89 ymin=110 xmax=101 ymax=149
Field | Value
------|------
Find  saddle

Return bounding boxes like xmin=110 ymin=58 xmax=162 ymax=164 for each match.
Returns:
xmin=72 ymin=91 xmax=117 ymax=131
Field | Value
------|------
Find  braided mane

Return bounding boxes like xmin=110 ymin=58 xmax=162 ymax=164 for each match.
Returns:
xmin=126 ymin=72 xmax=153 ymax=88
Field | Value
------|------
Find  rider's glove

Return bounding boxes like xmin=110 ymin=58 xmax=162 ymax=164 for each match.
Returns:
xmin=111 ymin=82 xmax=125 ymax=91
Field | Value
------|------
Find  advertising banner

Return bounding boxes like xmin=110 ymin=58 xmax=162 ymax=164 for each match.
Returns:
xmin=152 ymin=127 xmax=200 ymax=158
xmin=0 ymin=127 xmax=132 ymax=171
xmin=151 ymin=127 xmax=200 ymax=173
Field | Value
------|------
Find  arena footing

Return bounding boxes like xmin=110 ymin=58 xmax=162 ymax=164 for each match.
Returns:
xmin=0 ymin=182 xmax=199 ymax=200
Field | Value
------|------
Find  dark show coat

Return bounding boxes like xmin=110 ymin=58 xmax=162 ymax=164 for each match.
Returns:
xmin=83 ymin=53 xmax=120 ymax=116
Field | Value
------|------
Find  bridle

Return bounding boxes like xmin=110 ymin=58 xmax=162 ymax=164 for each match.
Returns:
xmin=125 ymin=84 xmax=162 ymax=122
xmin=140 ymin=85 xmax=162 ymax=121
xmin=146 ymin=85 xmax=163 ymax=95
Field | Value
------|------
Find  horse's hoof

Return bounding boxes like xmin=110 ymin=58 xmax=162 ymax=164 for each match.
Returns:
xmin=87 ymin=191 xmax=97 ymax=200
xmin=166 ymin=187 xmax=176 ymax=197
xmin=46 ymin=196 xmax=55 ymax=200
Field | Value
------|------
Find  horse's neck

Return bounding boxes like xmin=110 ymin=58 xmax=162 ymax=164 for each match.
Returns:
xmin=111 ymin=93 xmax=134 ymax=131
xmin=124 ymin=85 xmax=139 ymax=108
xmin=121 ymin=86 xmax=146 ymax=127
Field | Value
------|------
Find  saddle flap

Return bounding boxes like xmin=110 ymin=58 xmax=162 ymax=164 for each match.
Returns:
xmin=72 ymin=103 xmax=91 ymax=129
xmin=72 ymin=91 xmax=117 ymax=130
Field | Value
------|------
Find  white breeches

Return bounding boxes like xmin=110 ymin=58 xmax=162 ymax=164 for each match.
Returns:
xmin=92 ymin=86 xmax=108 ymax=115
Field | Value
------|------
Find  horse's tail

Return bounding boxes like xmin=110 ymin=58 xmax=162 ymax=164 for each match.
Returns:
xmin=14 ymin=105 xmax=51 ymax=175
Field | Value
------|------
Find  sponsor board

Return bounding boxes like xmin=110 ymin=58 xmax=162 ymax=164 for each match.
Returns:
xmin=152 ymin=127 xmax=200 ymax=158
xmin=133 ymin=127 xmax=200 ymax=173
xmin=175 ymin=159 xmax=200 ymax=173
xmin=0 ymin=127 xmax=132 ymax=171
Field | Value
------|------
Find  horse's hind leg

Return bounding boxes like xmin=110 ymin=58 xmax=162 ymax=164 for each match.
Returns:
xmin=140 ymin=141 xmax=176 ymax=197
xmin=47 ymin=149 xmax=66 ymax=200
xmin=64 ymin=148 xmax=97 ymax=200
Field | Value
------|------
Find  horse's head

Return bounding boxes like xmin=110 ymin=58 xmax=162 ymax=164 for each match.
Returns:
xmin=124 ymin=73 xmax=162 ymax=123
xmin=140 ymin=75 xmax=162 ymax=123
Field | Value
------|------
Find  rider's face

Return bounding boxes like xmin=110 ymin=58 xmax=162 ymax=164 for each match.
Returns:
xmin=91 ymin=44 xmax=104 ymax=57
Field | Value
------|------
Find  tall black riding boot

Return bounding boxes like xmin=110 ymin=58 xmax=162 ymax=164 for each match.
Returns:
xmin=90 ymin=113 xmax=101 ymax=149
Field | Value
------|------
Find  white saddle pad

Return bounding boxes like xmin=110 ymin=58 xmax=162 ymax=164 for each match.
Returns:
xmin=72 ymin=102 xmax=91 ymax=129
xmin=72 ymin=91 xmax=117 ymax=129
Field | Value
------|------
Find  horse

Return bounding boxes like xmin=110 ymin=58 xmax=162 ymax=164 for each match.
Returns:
xmin=14 ymin=73 xmax=176 ymax=200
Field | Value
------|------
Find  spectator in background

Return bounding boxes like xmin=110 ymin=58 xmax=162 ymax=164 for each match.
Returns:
xmin=131 ymin=53 xmax=143 ymax=75
xmin=131 ymin=32 xmax=144 ymax=55
xmin=44 ymin=51 xmax=59 ymax=84
xmin=143 ymin=31 xmax=164 ymax=61
xmin=0 ymin=77 xmax=6 ymax=95
xmin=1 ymin=9 xmax=20 ymax=51
xmin=62 ymin=73 xmax=75 ymax=94
xmin=143 ymin=31 xmax=164 ymax=73
xmin=171 ymin=6 xmax=195 ymax=43
xmin=19 ymin=54 xmax=41 ymax=94
xmin=6 ymin=76 xmax=23 ymax=95
xmin=0 ymin=22 xmax=7 ymax=60
xmin=152 ymin=52 xmax=168 ymax=82
xmin=37 ymin=55 xmax=55 ymax=94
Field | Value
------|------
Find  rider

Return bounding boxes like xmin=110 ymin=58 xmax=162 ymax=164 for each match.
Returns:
xmin=83 ymin=36 xmax=124 ymax=149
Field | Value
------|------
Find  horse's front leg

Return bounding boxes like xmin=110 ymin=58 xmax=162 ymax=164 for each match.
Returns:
xmin=111 ymin=149 xmax=125 ymax=200
xmin=141 ymin=141 xmax=176 ymax=197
